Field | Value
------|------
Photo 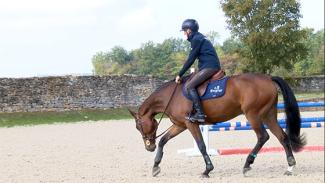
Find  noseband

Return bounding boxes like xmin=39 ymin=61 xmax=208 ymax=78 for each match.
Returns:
xmin=136 ymin=119 xmax=157 ymax=141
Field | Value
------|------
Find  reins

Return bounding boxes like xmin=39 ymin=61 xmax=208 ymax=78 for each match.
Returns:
xmin=153 ymin=83 xmax=179 ymax=139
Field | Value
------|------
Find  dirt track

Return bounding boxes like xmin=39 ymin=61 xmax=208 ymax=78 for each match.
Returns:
xmin=0 ymin=111 xmax=324 ymax=183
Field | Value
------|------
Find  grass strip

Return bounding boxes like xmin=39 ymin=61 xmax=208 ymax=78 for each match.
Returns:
xmin=0 ymin=92 xmax=323 ymax=128
xmin=0 ymin=108 xmax=136 ymax=128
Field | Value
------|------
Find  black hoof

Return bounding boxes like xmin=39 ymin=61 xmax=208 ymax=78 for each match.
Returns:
xmin=201 ymin=173 xmax=210 ymax=178
xmin=206 ymin=164 xmax=214 ymax=172
xmin=284 ymin=165 xmax=295 ymax=176
xmin=152 ymin=166 xmax=161 ymax=177
xmin=201 ymin=165 xmax=213 ymax=178
xmin=243 ymin=167 xmax=252 ymax=176
xmin=284 ymin=170 xmax=293 ymax=176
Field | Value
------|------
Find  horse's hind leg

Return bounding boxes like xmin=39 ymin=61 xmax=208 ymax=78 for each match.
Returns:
xmin=243 ymin=116 xmax=270 ymax=176
xmin=265 ymin=109 xmax=296 ymax=175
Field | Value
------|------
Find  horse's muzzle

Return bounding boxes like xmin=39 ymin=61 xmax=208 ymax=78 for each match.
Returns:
xmin=145 ymin=142 xmax=156 ymax=152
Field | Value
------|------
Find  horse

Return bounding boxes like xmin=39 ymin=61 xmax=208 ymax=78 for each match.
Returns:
xmin=128 ymin=73 xmax=306 ymax=178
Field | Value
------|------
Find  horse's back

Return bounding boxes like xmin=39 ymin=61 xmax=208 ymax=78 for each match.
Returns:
xmin=228 ymin=73 xmax=278 ymax=114
xmin=230 ymin=73 xmax=274 ymax=92
xmin=203 ymin=73 xmax=278 ymax=123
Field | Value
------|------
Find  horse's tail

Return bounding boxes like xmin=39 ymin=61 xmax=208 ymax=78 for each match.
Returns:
xmin=272 ymin=76 xmax=306 ymax=152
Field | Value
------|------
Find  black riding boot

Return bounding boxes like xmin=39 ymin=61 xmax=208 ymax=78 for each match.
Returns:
xmin=186 ymin=89 xmax=206 ymax=123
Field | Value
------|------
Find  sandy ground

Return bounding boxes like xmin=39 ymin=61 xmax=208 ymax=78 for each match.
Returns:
xmin=0 ymin=111 xmax=324 ymax=183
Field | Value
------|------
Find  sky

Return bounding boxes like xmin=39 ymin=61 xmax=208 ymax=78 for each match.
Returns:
xmin=0 ymin=0 xmax=324 ymax=78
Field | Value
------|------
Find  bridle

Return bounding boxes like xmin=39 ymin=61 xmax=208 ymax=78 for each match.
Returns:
xmin=136 ymin=119 xmax=158 ymax=141
xmin=136 ymin=84 xmax=179 ymax=141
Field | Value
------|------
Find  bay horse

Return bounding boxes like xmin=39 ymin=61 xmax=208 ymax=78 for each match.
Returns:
xmin=128 ymin=73 xmax=306 ymax=178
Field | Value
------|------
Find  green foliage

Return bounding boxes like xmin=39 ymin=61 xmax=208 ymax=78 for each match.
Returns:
xmin=205 ymin=31 xmax=220 ymax=46
xmin=91 ymin=52 xmax=111 ymax=75
xmin=110 ymin=46 xmax=133 ymax=65
xmin=92 ymin=46 xmax=133 ymax=75
xmin=294 ymin=29 xmax=324 ymax=75
xmin=221 ymin=0 xmax=308 ymax=74
xmin=222 ymin=38 xmax=243 ymax=54
xmin=91 ymin=29 xmax=323 ymax=77
xmin=92 ymin=38 xmax=189 ymax=79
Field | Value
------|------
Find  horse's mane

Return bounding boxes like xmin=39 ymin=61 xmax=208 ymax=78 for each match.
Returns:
xmin=153 ymin=79 xmax=174 ymax=93
xmin=153 ymin=74 xmax=192 ymax=93
xmin=139 ymin=74 xmax=192 ymax=116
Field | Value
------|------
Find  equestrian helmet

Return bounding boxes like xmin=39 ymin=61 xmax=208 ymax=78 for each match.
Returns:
xmin=181 ymin=19 xmax=199 ymax=32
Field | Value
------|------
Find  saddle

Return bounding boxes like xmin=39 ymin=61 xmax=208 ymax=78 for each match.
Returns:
xmin=187 ymin=69 xmax=226 ymax=97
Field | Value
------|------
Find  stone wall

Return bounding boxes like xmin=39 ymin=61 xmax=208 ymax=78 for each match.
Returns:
xmin=0 ymin=75 xmax=163 ymax=113
xmin=0 ymin=75 xmax=323 ymax=113
xmin=286 ymin=75 xmax=324 ymax=92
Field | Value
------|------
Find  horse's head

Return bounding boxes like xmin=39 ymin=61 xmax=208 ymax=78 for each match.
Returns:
xmin=128 ymin=109 xmax=158 ymax=152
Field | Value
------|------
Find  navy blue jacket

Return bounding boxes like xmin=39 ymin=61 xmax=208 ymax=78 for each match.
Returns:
xmin=178 ymin=32 xmax=220 ymax=77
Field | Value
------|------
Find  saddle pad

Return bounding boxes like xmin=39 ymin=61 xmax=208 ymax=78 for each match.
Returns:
xmin=183 ymin=77 xmax=229 ymax=101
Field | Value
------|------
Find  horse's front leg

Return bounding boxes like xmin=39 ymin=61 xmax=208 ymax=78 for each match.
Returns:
xmin=186 ymin=122 xmax=214 ymax=178
xmin=152 ymin=124 xmax=185 ymax=177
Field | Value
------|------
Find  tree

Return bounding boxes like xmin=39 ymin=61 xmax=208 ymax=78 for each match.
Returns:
xmin=91 ymin=46 xmax=134 ymax=75
xmin=221 ymin=0 xmax=308 ymax=74
xmin=130 ymin=38 xmax=189 ymax=78
xmin=219 ymin=38 xmax=244 ymax=75
xmin=222 ymin=38 xmax=243 ymax=54
xmin=109 ymin=46 xmax=132 ymax=65
xmin=205 ymin=31 xmax=220 ymax=47
xmin=294 ymin=29 xmax=324 ymax=75
xmin=91 ymin=52 xmax=110 ymax=75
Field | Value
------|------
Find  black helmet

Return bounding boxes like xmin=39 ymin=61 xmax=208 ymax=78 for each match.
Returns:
xmin=181 ymin=19 xmax=199 ymax=32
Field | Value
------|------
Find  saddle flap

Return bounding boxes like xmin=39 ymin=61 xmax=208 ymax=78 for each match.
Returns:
xmin=197 ymin=70 xmax=226 ymax=96
xmin=182 ymin=70 xmax=228 ymax=100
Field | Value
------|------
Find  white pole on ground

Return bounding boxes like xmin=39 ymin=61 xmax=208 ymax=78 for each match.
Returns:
xmin=177 ymin=125 xmax=218 ymax=156
xmin=177 ymin=68 xmax=218 ymax=156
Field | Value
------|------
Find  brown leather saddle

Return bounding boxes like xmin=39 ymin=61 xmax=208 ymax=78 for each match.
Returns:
xmin=186 ymin=69 xmax=226 ymax=97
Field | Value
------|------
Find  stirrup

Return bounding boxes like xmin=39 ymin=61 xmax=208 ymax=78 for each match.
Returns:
xmin=185 ymin=113 xmax=206 ymax=123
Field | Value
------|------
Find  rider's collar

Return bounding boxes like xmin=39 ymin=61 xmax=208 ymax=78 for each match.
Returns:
xmin=187 ymin=31 xmax=197 ymax=41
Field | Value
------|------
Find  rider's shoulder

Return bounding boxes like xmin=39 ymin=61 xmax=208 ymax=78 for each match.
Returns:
xmin=192 ymin=32 xmax=205 ymax=43
xmin=193 ymin=32 xmax=204 ymax=38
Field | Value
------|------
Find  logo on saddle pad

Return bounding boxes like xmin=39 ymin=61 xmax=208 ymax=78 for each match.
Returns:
xmin=210 ymin=86 xmax=223 ymax=93
xmin=183 ymin=77 xmax=229 ymax=100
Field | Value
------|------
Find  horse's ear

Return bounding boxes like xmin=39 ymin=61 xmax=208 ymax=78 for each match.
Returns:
xmin=127 ymin=108 xmax=138 ymax=119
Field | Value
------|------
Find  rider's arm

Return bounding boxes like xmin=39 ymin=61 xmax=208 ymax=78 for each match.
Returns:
xmin=178 ymin=38 xmax=201 ymax=77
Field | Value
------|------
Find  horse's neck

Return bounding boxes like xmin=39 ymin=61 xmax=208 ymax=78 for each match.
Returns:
xmin=139 ymin=82 xmax=173 ymax=118
xmin=139 ymin=93 xmax=164 ymax=118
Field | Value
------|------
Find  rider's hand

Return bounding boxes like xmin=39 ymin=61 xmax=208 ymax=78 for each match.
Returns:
xmin=175 ymin=75 xmax=181 ymax=84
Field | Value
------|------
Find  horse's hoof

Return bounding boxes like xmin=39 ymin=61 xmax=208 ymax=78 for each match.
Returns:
xmin=206 ymin=164 xmax=214 ymax=172
xmin=201 ymin=173 xmax=210 ymax=178
xmin=284 ymin=170 xmax=293 ymax=176
xmin=152 ymin=166 xmax=161 ymax=177
xmin=284 ymin=165 xmax=294 ymax=176
xmin=243 ymin=167 xmax=252 ymax=177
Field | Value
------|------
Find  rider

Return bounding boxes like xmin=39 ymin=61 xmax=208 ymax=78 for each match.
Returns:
xmin=175 ymin=19 xmax=221 ymax=123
